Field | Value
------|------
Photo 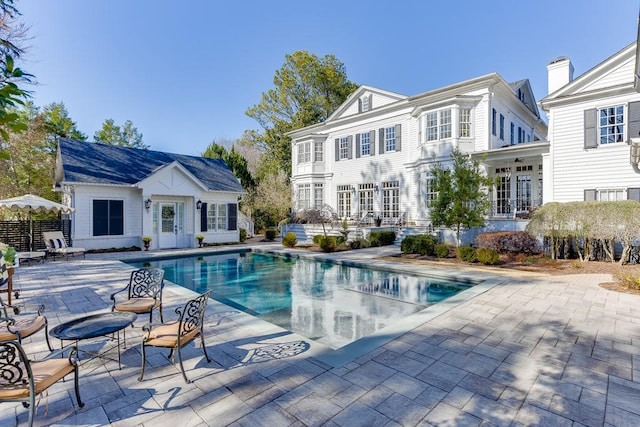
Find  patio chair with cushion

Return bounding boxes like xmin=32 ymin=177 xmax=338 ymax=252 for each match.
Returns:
xmin=110 ymin=268 xmax=165 ymax=323
xmin=0 ymin=341 xmax=83 ymax=427
xmin=41 ymin=231 xmax=85 ymax=261
xmin=138 ymin=290 xmax=212 ymax=383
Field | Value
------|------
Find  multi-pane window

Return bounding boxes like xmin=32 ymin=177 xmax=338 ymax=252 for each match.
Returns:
xmin=384 ymin=127 xmax=396 ymax=152
xmin=426 ymin=112 xmax=438 ymax=141
xmin=359 ymin=183 xmax=375 ymax=217
xmin=459 ymin=108 xmax=471 ymax=138
xmin=314 ymin=142 xmax=323 ymax=162
xmin=313 ymin=183 xmax=323 ymax=208
xmin=361 ymin=96 xmax=370 ymax=112
xmin=425 ymin=177 xmax=437 ymax=207
xmin=297 ymin=183 xmax=311 ymax=209
xmin=337 ymin=185 xmax=352 ymax=218
xmin=360 ymin=132 xmax=371 ymax=156
xmin=510 ymin=122 xmax=515 ymax=145
xmin=207 ymin=203 xmax=227 ymax=231
xmin=440 ymin=109 xmax=452 ymax=139
xmin=425 ymin=109 xmax=452 ymax=141
xmin=516 ymin=173 xmax=532 ymax=212
xmin=492 ymin=108 xmax=497 ymax=136
xmin=339 ymin=137 xmax=349 ymax=160
xmin=598 ymin=189 xmax=624 ymax=201
xmin=599 ymin=105 xmax=624 ymax=144
xmin=93 ymin=199 xmax=124 ymax=236
xmin=499 ymin=114 xmax=505 ymax=140
xmin=494 ymin=168 xmax=511 ymax=215
xmin=382 ymin=181 xmax=399 ymax=220
xmin=297 ymin=142 xmax=311 ymax=163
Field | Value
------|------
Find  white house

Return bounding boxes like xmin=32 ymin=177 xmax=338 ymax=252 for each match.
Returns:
xmin=540 ymin=42 xmax=640 ymax=203
xmin=54 ymin=138 xmax=246 ymax=250
xmin=288 ymin=73 xmax=548 ymax=241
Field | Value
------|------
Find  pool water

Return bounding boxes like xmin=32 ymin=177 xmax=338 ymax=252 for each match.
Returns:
xmin=130 ymin=252 xmax=472 ymax=349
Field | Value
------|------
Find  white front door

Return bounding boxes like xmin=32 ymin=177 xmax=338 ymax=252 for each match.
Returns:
xmin=158 ymin=203 xmax=178 ymax=248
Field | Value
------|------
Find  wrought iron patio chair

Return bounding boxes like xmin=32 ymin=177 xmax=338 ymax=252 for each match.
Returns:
xmin=138 ymin=290 xmax=212 ymax=383
xmin=110 ymin=268 xmax=165 ymax=323
xmin=0 ymin=341 xmax=83 ymax=427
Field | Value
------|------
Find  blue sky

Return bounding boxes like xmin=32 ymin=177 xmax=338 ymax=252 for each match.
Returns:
xmin=19 ymin=0 xmax=639 ymax=155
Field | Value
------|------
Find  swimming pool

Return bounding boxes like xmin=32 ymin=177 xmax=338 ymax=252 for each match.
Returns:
xmin=129 ymin=252 xmax=472 ymax=349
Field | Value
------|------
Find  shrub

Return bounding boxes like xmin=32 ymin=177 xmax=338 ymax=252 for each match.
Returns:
xmin=312 ymin=234 xmax=323 ymax=244
xmin=476 ymin=247 xmax=499 ymax=265
xmin=435 ymin=244 xmax=450 ymax=258
xmin=336 ymin=235 xmax=346 ymax=246
xmin=615 ymin=270 xmax=640 ymax=290
xmin=265 ymin=229 xmax=277 ymax=240
xmin=476 ymin=231 xmax=538 ymax=254
xmin=239 ymin=228 xmax=247 ymax=242
xmin=350 ymin=238 xmax=371 ymax=249
xmin=401 ymin=234 xmax=437 ymax=256
xmin=457 ymin=246 xmax=477 ymax=263
xmin=282 ymin=232 xmax=297 ymax=248
xmin=369 ymin=231 xmax=396 ymax=247
xmin=319 ymin=236 xmax=337 ymax=252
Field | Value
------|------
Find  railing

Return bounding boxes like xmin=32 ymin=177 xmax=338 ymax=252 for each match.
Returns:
xmin=488 ymin=199 xmax=542 ymax=219
xmin=237 ymin=211 xmax=254 ymax=237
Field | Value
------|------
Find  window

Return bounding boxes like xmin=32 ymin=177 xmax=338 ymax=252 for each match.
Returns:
xmin=499 ymin=114 xmax=505 ymax=140
xmin=297 ymin=142 xmax=311 ymax=164
xmin=425 ymin=177 xmax=437 ymax=207
xmin=361 ymin=95 xmax=370 ymax=112
xmin=313 ymin=183 xmax=323 ymax=208
xmin=426 ymin=112 xmax=438 ymax=141
xmin=425 ymin=109 xmax=452 ymax=141
xmin=440 ymin=109 xmax=452 ymax=139
xmin=360 ymin=132 xmax=370 ymax=156
xmin=518 ymin=126 xmax=523 ymax=143
xmin=510 ymin=122 xmax=515 ymax=145
xmin=297 ymin=183 xmax=311 ymax=209
xmin=337 ymin=185 xmax=352 ymax=218
xmin=384 ymin=127 xmax=396 ymax=152
xmin=492 ymin=108 xmax=497 ymax=136
xmin=216 ymin=204 xmax=227 ymax=230
xmin=339 ymin=137 xmax=349 ymax=160
xmin=584 ymin=188 xmax=625 ymax=201
xmin=516 ymin=174 xmax=531 ymax=211
xmin=206 ymin=203 xmax=228 ymax=231
xmin=599 ymin=105 xmax=624 ymax=144
xmin=459 ymin=108 xmax=471 ymax=138
xmin=93 ymin=199 xmax=123 ymax=236
xmin=359 ymin=183 xmax=374 ymax=217
xmin=314 ymin=142 xmax=323 ymax=162
xmin=494 ymin=168 xmax=511 ymax=215
xmin=382 ymin=181 xmax=399 ymax=220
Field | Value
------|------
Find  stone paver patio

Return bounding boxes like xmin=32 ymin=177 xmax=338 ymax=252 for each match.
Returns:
xmin=2 ymin=243 xmax=640 ymax=426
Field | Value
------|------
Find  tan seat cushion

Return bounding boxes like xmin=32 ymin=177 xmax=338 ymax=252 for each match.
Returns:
xmin=144 ymin=321 xmax=199 ymax=348
xmin=0 ymin=316 xmax=46 ymax=340
xmin=115 ymin=298 xmax=159 ymax=314
xmin=0 ymin=358 xmax=74 ymax=399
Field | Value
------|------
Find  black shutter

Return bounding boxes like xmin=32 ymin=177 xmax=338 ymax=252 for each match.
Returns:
xmin=584 ymin=189 xmax=597 ymax=201
xmin=355 ymin=134 xmax=361 ymax=158
xmin=335 ymin=138 xmax=339 ymax=161
xmin=395 ymin=124 xmax=402 ymax=151
xmin=370 ymin=130 xmax=376 ymax=156
xmin=379 ymin=128 xmax=384 ymax=154
xmin=584 ymin=109 xmax=597 ymax=149
xmin=200 ymin=202 xmax=208 ymax=232
xmin=228 ymin=203 xmax=237 ymax=230
xmin=347 ymin=135 xmax=353 ymax=159
xmin=628 ymin=102 xmax=640 ymax=142
xmin=628 ymin=188 xmax=640 ymax=202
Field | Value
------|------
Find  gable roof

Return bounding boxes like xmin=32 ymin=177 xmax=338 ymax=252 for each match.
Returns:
xmin=509 ymin=79 xmax=540 ymax=118
xmin=56 ymin=138 xmax=244 ymax=193
xmin=326 ymin=85 xmax=408 ymax=121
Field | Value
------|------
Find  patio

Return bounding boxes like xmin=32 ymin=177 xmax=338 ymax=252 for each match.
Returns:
xmin=2 ymin=243 xmax=640 ymax=426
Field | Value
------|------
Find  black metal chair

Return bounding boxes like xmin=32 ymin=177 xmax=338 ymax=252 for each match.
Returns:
xmin=110 ymin=268 xmax=165 ymax=323
xmin=0 ymin=341 xmax=83 ymax=427
xmin=139 ymin=290 xmax=212 ymax=383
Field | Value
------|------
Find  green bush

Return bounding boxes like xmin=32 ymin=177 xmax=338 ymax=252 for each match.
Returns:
xmin=336 ymin=235 xmax=346 ymax=246
xmin=435 ymin=244 xmax=450 ymax=258
xmin=350 ymin=238 xmax=371 ymax=249
xmin=312 ymin=234 xmax=323 ymax=244
xmin=319 ymin=236 xmax=337 ymax=252
xmin=476 ymin=247 xmax=499 ymax=265
xmin=265 ymin=229 xmax=277 ymax=240
xmin=239 ymin=228 xmax=247 ymax=242
xmin=369 ymin=231 xmax=396 ymax=247
xmin=282 ymin=232 xmax=298 ymax=248
xmin=457 ymin=246 xmax=477 ymax=263
xmin=400 ymin=234 xmax=437 ymax=256
xmin=2 ymin=246 xmax=16 ymax=265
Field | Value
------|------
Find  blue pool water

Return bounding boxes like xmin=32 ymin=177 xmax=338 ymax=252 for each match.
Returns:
xmin=130 ymin=252 xmax=472 ymax=349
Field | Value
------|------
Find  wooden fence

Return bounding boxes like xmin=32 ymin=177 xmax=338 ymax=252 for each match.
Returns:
xmin=0 ymin=220 xmax=71 ymax=252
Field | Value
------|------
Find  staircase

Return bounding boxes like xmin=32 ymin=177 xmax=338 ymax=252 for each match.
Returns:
xmin=394 ymin=224 xmax=436 ymax=246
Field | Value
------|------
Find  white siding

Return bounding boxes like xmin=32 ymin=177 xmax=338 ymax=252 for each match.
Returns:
xmin=581 ymin=58 xmax=634 ymax=92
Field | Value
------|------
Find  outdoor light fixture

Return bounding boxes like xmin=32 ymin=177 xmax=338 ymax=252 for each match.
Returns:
xmin=144 ymin=198 xmax=152 ymax=212
xmin=196 ymin=199 xmax=202 ymax=210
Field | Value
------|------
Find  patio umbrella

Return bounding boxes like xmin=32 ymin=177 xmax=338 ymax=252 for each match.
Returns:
xmin=0 ymin=194 xmax=74 ymax=251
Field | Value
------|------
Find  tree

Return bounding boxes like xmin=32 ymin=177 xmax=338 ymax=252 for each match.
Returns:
xmin=246 ymin=50 xmax=358 ymax=174
xmin=94 ymin=118 xmax=147 ymax=149
xmin=42 ymin=102 xmax=86 ymax=143
xmin=429 ymin=149 xmax=495 ymax=246
xmin=202 ymin=140 xmax=255 ymax=190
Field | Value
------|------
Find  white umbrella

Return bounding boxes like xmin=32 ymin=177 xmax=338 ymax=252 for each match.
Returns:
xmin=0 ymin=194 xmax=74 ymax=250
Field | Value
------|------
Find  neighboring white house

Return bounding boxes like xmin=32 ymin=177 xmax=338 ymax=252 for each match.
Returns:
xmin=54 ymin=138 xmax=246 ymax=250
xmin=288 ymin=73 xmax=548 ymax=241
xmin=540 ymin=42 xmax=640 ymax=203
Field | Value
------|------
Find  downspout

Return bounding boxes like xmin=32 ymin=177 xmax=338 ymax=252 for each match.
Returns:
xmin=630 ymin=138 xmax=640 ymax=174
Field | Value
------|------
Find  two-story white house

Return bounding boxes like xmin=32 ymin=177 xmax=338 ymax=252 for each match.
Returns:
xmin=288 ymin=73 xmax=548 ymax=240
xmin=540 ymin=42 xmax=640 ymax=203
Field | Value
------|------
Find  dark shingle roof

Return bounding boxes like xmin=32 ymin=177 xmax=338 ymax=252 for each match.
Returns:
xmin=58 ymin=138 xmax=244 ymax=193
